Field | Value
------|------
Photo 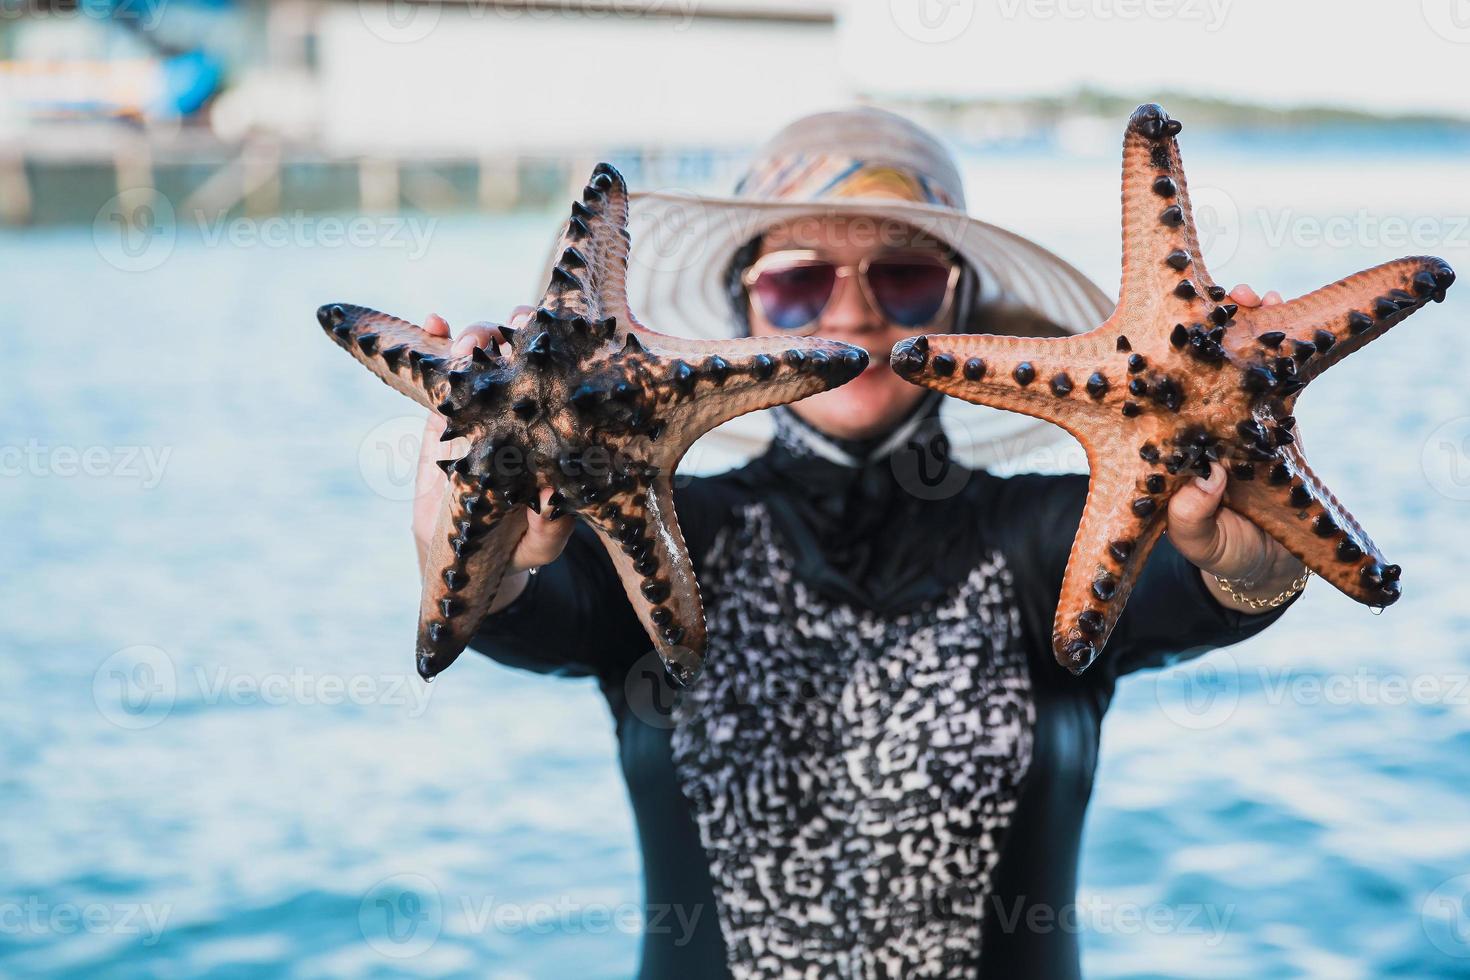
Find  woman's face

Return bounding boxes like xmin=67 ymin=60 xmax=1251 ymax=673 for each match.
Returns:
xmin=747 ymin=216 xmax=955 ymax=440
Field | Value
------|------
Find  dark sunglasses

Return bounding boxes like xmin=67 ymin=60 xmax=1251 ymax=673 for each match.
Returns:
xmin=742 ymin=249 xmax=960 ymax=334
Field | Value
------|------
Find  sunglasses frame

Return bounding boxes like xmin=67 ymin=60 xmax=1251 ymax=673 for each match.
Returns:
xmin=741 ymin=248 xmax=962 ymax=335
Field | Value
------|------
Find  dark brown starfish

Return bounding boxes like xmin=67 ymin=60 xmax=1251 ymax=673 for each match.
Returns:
xmin=319 ymin=163 xmax=868 ymax=684
xmin=892 ymin=104 xmax=1454 ymax=675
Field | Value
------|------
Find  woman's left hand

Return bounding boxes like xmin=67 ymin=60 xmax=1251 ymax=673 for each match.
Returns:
xmin=1164 ymin=284 xmax=1308 ymax=612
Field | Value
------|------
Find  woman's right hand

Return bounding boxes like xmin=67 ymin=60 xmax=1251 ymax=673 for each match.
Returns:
xmin=411 ymin=307 xmax=577 ymax=613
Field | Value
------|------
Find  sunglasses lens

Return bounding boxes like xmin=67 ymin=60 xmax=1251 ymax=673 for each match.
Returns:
xmin=867 ymin=260 xmax=952 ymax=327
xmin=751 ymin=263 xmax=836 ymax=330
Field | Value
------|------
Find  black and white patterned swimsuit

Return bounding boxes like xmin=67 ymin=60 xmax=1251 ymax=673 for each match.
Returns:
xmin=475 ymin=406 xmax=1287 ymax=980
xmin=674 ymin=505 xmax=1032 ymax=978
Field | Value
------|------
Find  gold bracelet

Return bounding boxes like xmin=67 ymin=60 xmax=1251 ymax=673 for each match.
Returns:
xmin=1211 ymin=567 xmax=1310 ymax=610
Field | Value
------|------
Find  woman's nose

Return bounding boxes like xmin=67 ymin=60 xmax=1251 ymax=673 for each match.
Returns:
xmin=819 ymin=270 xmax=883 ymax=333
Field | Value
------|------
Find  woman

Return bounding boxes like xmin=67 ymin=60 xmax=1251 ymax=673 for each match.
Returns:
xmin=411 ymin=109 xmax=1304 ymax=978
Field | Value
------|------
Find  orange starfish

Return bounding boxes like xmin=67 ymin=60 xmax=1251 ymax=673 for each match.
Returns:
xmin=319 ymin=164 xmax=868 ymax=683
xmin=893 ymin=104 xmax=1455 ymax=674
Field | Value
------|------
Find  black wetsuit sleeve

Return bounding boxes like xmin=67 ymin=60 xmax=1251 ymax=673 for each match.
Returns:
xmin=989 ymin=473 xmax=1294 ymax=684
xmin=467 ymin=521 xmax=644 ymax=678
xmin=467 ymin=475 xmax=741 ymax=681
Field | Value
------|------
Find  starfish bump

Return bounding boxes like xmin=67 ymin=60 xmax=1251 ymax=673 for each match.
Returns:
xmin=893 ymin=104 xmax=1454 ymax=675
xmin=319 ymin=163 xmax=868 ymax=684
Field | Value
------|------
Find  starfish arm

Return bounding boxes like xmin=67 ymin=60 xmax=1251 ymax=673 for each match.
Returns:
xmin=1222 ymin=438 xmax=1400 ymax=607
xmin=891 ymin=332 xmax=1120 ymax=434
xmin=581 ymin=475 xmax=705 ymax=686
xmin=415 ymin=473 xmax=529 ymax=679
xmin=1050 ymin=433 xmax=1187 ymax=672
xmin=1232 ymin=256 xmax=1455 ymax=387
xmin=638 ymin=333 xmax=871 ymax=457
xmin=319 ymin=162 xmax=916 ymax=684
xmin=316 ymin=302 xmax=459 ymax=411
xmin=538 ymin=163 xmax=634 ymax=325
xmin=1116 ymin=104 xmax=1230 ymax=321
xmin=881 ymin=107 xmax=1451 ymax=677
xmin=629 ymin=327 xmax=855 ymax=359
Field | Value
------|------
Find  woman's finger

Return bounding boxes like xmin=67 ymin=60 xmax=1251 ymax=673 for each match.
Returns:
xmin=449 ymin=306 xmax=536 ymax=357
xmin=1229 ymin=284 xmax=1261 ymax=308
xmin=512 ymin=487 xmax=577 ymax=572
xmin=1166 ymin=462 xmax=1228 ymax=571
xmin=450 ymin=322 xmax=499 ymax=358
xmin=1261 ymin=290 xmax=1283 ymax=306
xmin=423 ymin=312 xmax=450 ymax=338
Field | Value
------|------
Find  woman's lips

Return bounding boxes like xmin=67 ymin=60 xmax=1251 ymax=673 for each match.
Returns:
xmin=860 ymin=344 xmax=893 ymax=373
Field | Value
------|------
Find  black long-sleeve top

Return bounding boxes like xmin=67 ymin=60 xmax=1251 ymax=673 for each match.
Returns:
xmin=471 ymin=405 xmax=1291 ymax=979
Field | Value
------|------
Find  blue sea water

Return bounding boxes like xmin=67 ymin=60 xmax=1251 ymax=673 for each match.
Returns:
xmin=2 ymin=140 xmax=1469 ymax=978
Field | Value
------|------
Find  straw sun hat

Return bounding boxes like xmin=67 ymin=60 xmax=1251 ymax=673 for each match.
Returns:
xmin=622 ymin=106 xmax=1115 ymax=472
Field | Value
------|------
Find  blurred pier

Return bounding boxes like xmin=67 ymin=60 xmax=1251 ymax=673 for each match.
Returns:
xmin=4 ymin=0 xmax=1465 ymax=225
xmin=2 ymin=122 xmax=757 ymax=223
xmin=0 ymin=0 xmax=844 ymax=223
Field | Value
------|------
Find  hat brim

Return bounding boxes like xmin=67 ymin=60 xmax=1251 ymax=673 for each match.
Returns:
xmin=623 ymin=190 xmax=1117 ymax=475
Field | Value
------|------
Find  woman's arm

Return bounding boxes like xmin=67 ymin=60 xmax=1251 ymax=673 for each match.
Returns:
xmin=469 ymin=521 xmax=649 ymax=678
xmin=467 ymin=479 xmax=741 ymax=678
xmin=1101 ymin=525 xmax=1298 ymax=679
xmin=991 ymin=472 xmax=1296 ymax=684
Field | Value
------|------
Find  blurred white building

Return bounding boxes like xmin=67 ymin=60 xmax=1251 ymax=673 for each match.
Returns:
xmin=313 ymin=0 xmax=848 ymax=154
